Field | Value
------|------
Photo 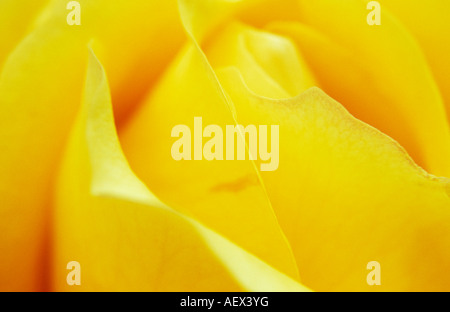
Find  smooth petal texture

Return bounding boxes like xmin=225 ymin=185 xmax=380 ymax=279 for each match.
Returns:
xmin=53 ymin=49 xmax=309 ymax=292
xmin=0 ymin=19 xmax=86 ymax=292
xmin=218 ymin=69 xmax=450 ymax=291
xmin=268 ymin=0 xmax=450 ymax=177
xmin=119 ymin=43 xmax=300 ymax=281
xmin=204 ymin=22 xmax=315 ymax=98
xmin=118 ymin=0 xmax=450 ymax=291
xmin=28 ymin=0 xmax=185 ymax=120
xmin=2 ymin=0 xmax=449 ymax=292
xmin=177 ymin=0 xmax=300 ymax=40
xmin=0 ymin=0 xmax=183 ymax=290
xmin=381 ymin=0 xmax=450 ymax=121
xmin=174 ymin=0 xmax=450 ymax=290
xmin=0 ymin=0 xmax=48 ymax=70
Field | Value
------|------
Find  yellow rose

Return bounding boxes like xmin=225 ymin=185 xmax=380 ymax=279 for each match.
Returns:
xmin=0 ymin=0 xmax=449 ymax=292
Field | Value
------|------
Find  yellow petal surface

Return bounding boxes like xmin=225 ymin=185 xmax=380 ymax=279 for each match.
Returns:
xmin=175 ymin=0 xmax=450 ymax=290
xmin=204 ymin=22 xmax=315 ymax=98
xmin=0 ymin=0 xmax=48 ymax=70
xmin=0 ymin=17 xmax=86 ymax=293
xmin=120 ymin=42 xmax=300 ymax=281
xmin=120 ymin=0 xmax=450 ymax=291
xmin=53 ymin=49 xmax=309 ymax=292
xmin=218 ymin=68 xmax=450 ymax=291
xmin=268 ymin=0 xmax=450 ymax=177
xmin=0 ymin=0 xmax=183 ymax=290
xmin=381 ymin=0 xmax=450 ymax=121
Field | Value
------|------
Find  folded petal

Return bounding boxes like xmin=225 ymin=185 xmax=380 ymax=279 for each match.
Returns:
xmin=0 ymin=0 xmax=183 ymax=290
xmin=218 ymin=68 xmax=450 ymax=291
xmin=269 ymin=0 xmax=450 ymax=177
xmin=53 ymin=49 xmax=309 ymax=292
xmin=204 ymin=21 xmax=316 ymax=98
xmin=123 ymin=0 xmax=450 ymax=291
xmin=120 ymin=42 xmax=300 ymax=281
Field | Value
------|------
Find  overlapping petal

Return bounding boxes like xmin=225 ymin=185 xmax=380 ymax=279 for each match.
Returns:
xmin=1 ymin=0 xmax=448 ymax=292
xmin=268 ymin=0 xmax=450 ymax=177
xmin=205 ymin=22 xmax=316 ymax=98
xmin=120 ymin=42 xmax=300 ymax=281
xmin=130 ymin=0 xmax=450 ymax=291
xmin=53 ymin=48 xmax=309 ymax=292
xmin=0 ymin=0 xmax=183 ymax=290
xmin=218 ymin=69 xmax=450 ymax=291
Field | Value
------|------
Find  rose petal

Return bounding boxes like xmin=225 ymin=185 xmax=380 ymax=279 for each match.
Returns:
xmin=0 ymin=0 xmax=48 ymax=70
xmin=120 ymin=43 xmax=300 ymax=281
xmin=204 ymin=21 xmax=316 ymax=98
xmin=268 ymin=0 xmax=450 ymax=176
xmin=382 ymin=0 xmax=450 ymax=122
xmin=0 ymin=0 xmax=183 ymax=290
xmin=218 ymin=68 xmax=450 ymax=291
xmin=53 ymin=49 xmax=309 ymax=291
